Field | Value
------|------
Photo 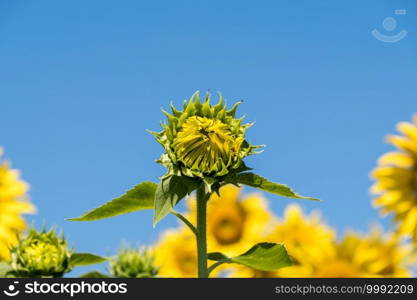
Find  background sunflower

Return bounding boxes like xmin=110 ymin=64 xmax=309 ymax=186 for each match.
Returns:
xmin=154 ymin=228 xmax=197 ymax=278
xmin=0 ymin=148 xmax=35 ymax=261
xmin=228 ymin=205 xmax=414 ymax=278
xmin=372 ymin=116 xmax=417 ymax=242
xmin=186 ymin=185 xmax=273 ymax=256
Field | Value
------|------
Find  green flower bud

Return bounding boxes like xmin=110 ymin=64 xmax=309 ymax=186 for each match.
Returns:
xmin=10 ymin=228 xmax=72 ymax=278
xmin=151 ymin=91 xmax=259 ymax=179
xmin=110 ymin=247 xmax=158 ymax=278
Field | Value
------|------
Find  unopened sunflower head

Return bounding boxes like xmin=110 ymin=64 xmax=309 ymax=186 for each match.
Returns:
xmin=110 ymin=247 xmax=159 ymax=278
xmin=9 ymin=228 xmax=72 ymax=278
xmin=151 ymin=91 xmax=260 ymax=180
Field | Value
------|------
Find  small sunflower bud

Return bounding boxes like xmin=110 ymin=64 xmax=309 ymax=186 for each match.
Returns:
xmin=110 ymin=247 xmax=158 ymax=278
xmin=10 ymin=228 xmax=72 ymax=278
xmin=151 ymin=92 xmax=259 ymax=179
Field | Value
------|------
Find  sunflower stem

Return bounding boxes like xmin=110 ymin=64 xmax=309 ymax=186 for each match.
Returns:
xmin=196 ymin=185 xmax=209 ymax=278
xmin=207 ymin=261 xmax=226 ymax=276
xmin=171 ymin=210 xmax=197 ymax=236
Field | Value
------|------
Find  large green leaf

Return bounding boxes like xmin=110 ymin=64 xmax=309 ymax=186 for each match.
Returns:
xmin=208 ymin=242 xmax=292 ymax=272
xmin=68 ymin=181 xmax=157 ymax=221
xmin=70 ymin=253 xmax=107 ymax=267
xmin=236 ymin=173 xmax=318 ymax=201
xmin=153 ymin=175 xmax=200 ymax=226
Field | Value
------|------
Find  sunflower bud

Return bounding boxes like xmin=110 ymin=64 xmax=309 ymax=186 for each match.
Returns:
xmin=151 ymin=92 xmax=259 ymax=179
xmin=110 ymin=247 xmax=158 ymax=278
xmin=9 ymin=228 xmax=72 ymax=277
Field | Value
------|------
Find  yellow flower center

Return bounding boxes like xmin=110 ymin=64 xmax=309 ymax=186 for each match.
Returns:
xmin=23 ymin=241 xmax=61 ymax=270
xmin=173 ymin=116 xmax=242 ymax=174
xmin=210 ymin=203 xmax=246 ymax=245
xmin=175 ymin=250 xmax=196 ymax=276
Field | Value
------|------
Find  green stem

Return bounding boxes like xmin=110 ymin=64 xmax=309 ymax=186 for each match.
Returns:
xmin=207 ymin=261 xmax=226 ymax=276
xmin=196 ymin=185 xmax=209 ymax=278
xmin=171 ymin=210 xmax=197 ymax=236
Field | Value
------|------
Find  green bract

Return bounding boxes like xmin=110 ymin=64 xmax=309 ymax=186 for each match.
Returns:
xmin=150 ymin=91 xmax=260 ymax=180
xmin=9 ymin=228 xmax=72 ymax=278
xmin=110 ymin=247 xmax=159 ymax=278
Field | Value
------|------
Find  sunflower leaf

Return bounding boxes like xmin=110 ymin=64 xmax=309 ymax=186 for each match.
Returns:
xmin=153 ymin=175 xmax=201 ymax=226
xmin=236 ymin=172 xmax=319 ymax=201
xmin=207 ymin=252 xmax=230 ymax=261
xmin=68 ymin=182 xmax=157 ymax=221
xmin=70 ymin=253 xmax=107 ymax=267
xmin=208 ymin=242 xmax=292 ymax=272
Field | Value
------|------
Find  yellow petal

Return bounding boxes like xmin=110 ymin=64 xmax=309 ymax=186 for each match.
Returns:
xmin=371 ymin=167 xmax=413 ymax=190
xmin=386 ymin=135 xmax=417 ymax=154
xmin=399 ymin=208 xmax=417 ymax=235
xmin=373 ymin=193 xmax=400 ymax=207
xmin=0 ymin=242 xmax=11 ymax=261
xmin=210 ymin=184 xmax=240 ymax=203
xmin=378 ymin=152 xmax=414 ymax=168
xmin=370 ymin=182 xmax=385 ymax=194
xmin=398 ymin=122 xmax=417 ymax=141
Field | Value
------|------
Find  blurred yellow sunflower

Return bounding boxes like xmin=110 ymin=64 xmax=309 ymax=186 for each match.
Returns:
xmin=315 ymin=228 xmax=411 ymax=278
xmin=371 ymin=116 xmax=417 ymax=242
xmin=186 ymin=185 xmax=273 ymax=256
xmin=0 ymin=152 xmax=28 ymax=202
xmin=269 ymin=204 xmax=335 ymax=277
xmin=229 ymin=205 xmax=412 ymax=278
xmin=0 ymin=148 xmax=35 ymax=261
xmin=229 ymin=204 xmax=335 ymax=277
xmin=153 ymin=227 xmax=197 ymax=278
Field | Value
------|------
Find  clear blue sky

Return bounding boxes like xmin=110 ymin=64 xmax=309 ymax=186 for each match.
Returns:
xmin=1 ymin=0 xmax=416 ymax=275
